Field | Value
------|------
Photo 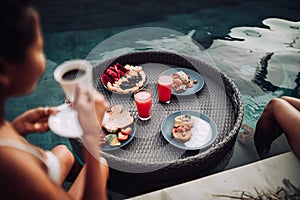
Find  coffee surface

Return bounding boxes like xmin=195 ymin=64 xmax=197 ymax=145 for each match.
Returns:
xmin=62 ymin=69 xmax=85 ymax=80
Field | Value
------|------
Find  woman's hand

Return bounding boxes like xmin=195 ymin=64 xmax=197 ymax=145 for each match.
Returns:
xmin=12 ymin=107 xmax=57 ymax=136
xmin=72 ymin=84 xmax=109 ymax=156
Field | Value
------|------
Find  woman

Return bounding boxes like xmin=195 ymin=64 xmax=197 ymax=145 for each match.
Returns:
xmin=0 ymin=0 xmax=109 ymax=199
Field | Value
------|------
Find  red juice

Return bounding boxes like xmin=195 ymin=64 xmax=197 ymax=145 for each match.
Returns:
xmin=158 ymin=75 xmax=173 ymax=103
xmin=134 ymin=89 xmax=152 ymax=120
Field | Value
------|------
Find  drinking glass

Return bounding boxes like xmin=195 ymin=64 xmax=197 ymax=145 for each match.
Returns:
xmin=134 ymin=89 xmax=152 ymax=120
xmin=158 ymin=75 xmax=173 ymax=103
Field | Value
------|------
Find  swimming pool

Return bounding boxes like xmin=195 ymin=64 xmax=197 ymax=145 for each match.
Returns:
xmin=5 ymin=0 xmax=299 ymax=196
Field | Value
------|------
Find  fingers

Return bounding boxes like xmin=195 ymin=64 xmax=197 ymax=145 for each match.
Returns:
xmin=23 ymin=121 xmax=49 ymax=133
xmin=33 ymin=122 xmax=49 ymax=132
xmin=73 ymin=84 xmax=90 ymax=110
xmin=31 ymin=107 xmax=57 ymax=132
xmin=48 ymin=107 xmax=58 ymax=115
xmin=72 ymin=84 xmax=81 ymax=109
xmin=99 ymin=138 xmax=106 ymax=145
xmin=99 ymin=130 xmax=106 ymax=145
xmin=73 ymin=84 xmax=108 ymax=111
xmin=35 ymin=107 xmax=57 ymax=118
xmin=94 ymin=90 xmax=109 ymax=109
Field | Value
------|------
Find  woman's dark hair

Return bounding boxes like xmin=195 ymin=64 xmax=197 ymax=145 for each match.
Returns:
xmin=0 ymin=0 xmax=37 ymax=63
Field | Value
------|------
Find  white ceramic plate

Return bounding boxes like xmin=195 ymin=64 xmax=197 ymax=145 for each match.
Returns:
xmin=161 ymin=111 xmax=218 ymax=150
xmin=160 ymin=68 xmax=204 ymax=95
xmin=49 ymin=104 xmax=110 ymax=138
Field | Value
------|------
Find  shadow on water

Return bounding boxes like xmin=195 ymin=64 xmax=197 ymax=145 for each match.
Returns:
xmin=252 ymin=52 xmax=300 ymax=98
xmin=36 ymin=0 xmax=263 ymax=33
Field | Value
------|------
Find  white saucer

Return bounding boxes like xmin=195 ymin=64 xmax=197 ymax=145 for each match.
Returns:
xmin=48 ymin=104 xmax=83 ymax=138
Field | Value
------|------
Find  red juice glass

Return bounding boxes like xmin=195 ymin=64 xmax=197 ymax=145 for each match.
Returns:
xmin=158 ymin=75 xmax=173 ymax=103
xmin=134 ymin=89 xmax=152 ymax=120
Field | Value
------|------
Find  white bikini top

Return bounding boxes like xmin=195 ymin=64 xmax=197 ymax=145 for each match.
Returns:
xmin=0 ymin=140 xmax=61 ymax=184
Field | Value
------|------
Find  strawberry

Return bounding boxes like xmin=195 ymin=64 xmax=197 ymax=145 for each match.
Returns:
xmin=106 ymin=69 xmax=118 ymax=80
xmin=115 ymin=63 xmax=129 ymax=74
xmin=101 ymin=63 xmax=131 ymax=87
xmin=118 ymin=132 xmax=129 ymax=141
xmin=115 ymin=63 xmax=124 ymax=69
xmin=101 ymin=73 xmax=114 ymax=85
xmin=114 ymin=65 xmax=120 ymax=79
xmin=108 ymin=66 xmax=118 ymax=74
xmin=120 ymin=127 xmax=132 ymax=135
xmin=118 ymin=70 xmax=124 ymax=76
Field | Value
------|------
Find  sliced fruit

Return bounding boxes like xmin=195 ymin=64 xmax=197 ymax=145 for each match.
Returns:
xmin=117 ymin=69 xmax=125 ymax=76
xmin=110 ymin=137 xmax=121 ymax=146
xmin=108 ymin=66 xmax=119 ymax=78
xmin=101 ymin=73 xmax=114 ymax=85
xmin=108 ymin=66 xmax=118 ymax=72
xmin=118 ymin=132 xmax=129 ymax=141
xmin=120 ymin=127 xmax=132 ymax=135
xmin=106 ymin=69 xmax=118 ymax=80
xmin=105 ymin=134 xmax=117 ymax=144
xmin=115 ymin=63 xmax=128 ymax=73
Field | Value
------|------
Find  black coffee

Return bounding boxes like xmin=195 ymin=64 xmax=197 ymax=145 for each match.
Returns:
xmin=62 ymin=69 xmax=86 ymax=80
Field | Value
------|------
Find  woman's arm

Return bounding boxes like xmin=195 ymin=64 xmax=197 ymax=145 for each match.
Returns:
xmin=69 ymin=84 xmax=109 ymax=200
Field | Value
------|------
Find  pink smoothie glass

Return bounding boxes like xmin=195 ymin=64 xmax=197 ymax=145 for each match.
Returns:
xmin=134 ymin=89 xmax=152 ymax=120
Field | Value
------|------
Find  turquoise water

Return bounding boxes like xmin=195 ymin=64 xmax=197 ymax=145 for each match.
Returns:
xmin=4 ymin=0 xmax=299 ymax=196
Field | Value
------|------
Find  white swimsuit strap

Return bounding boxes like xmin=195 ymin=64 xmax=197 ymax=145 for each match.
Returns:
xmin=45 ymin=151 xmax=61 ymax=184
xmin=0 ymin=140 xmax=46 ymax=163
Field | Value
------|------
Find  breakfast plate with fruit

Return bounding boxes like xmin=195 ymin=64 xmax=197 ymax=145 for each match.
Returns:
xmin=102 ymin=124 xmax=136 ymax=151
xmin=101 ymin=104 xmax=136 ymax=151
xmin=100 ymin=63 xmax=148 ymax=94
xmin=160 ymin=111 xmax=218 ymax=150
xmin=159 ymin=68 xmax=204 ymax=95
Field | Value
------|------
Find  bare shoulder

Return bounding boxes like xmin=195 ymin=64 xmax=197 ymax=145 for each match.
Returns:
xmin=0 ymin=147 xmax=69 ymax=200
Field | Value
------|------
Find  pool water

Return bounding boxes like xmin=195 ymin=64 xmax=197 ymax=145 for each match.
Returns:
xmin=4 ymin=0 xmax=299 ymax=196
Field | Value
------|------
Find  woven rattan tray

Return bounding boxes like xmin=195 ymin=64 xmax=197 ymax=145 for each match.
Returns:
xmin=70 ymin=51 xmax=244 ymax=196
